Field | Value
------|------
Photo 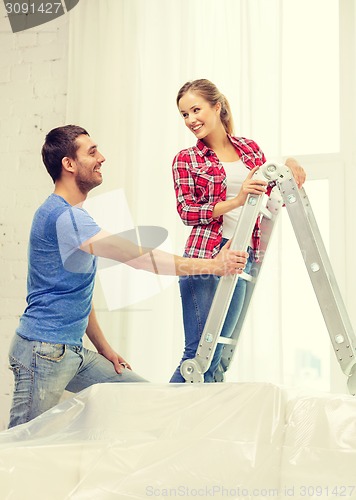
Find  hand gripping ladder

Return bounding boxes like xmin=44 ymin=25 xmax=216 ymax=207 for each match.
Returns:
xmin=180 ymin=162 xmax=356 ymax=395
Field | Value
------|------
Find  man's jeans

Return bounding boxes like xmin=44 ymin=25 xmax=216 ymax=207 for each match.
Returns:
xmin=170 ymin=243 xmax=253 ymax=383
xmin=8 ymin=334 xmax=147 ymax=428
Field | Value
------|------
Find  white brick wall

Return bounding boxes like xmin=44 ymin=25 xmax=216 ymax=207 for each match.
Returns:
xmin=0 ymin=9 xmax=69 ymax=430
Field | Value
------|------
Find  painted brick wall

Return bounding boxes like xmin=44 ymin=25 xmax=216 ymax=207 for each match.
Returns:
xmin=0 ymin=9 xmax=69 ymax=430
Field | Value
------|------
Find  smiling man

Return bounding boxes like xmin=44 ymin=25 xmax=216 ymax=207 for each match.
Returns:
xmin=7 ymin=125 xmax=248 ymax=428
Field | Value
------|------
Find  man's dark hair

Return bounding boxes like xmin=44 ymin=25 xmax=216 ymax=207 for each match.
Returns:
xmin=41 ymin=125 xmax=89 ymax=183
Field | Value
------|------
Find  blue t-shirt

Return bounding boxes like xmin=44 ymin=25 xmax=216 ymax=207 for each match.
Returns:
xmin=17 ymin=194 xmax=101 ymax=345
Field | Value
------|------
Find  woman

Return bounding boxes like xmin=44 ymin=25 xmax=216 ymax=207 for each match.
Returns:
xmin=170 ymin=79 xmax=305 ymax=383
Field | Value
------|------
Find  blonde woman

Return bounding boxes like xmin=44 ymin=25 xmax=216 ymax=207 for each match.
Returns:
xmin=170 ymin=79 xmax=305 ymax=383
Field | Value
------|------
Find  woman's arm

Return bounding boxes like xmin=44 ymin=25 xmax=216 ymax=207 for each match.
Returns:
xmin=172 ymin=157 xmax=217 ymax=226
xmin=212 ymin=157 xmax=306 ymax=219
xmin=212 ymin=166 xmax=267 ymax=217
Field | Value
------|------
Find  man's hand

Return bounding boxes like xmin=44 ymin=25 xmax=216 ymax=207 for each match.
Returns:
xmin=285 ymin=158 xmax=306 ymax=188
xmin=213 ymin=240 xmax=248 ymax=276
xmin=99 ymin=344 xmax=132 ymax=374
xmin=86 ymin=306 xmax=132 ymax=374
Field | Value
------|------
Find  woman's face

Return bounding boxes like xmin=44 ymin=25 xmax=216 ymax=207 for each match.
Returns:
xmin=178 ymin=91 xmax=221 ymax=140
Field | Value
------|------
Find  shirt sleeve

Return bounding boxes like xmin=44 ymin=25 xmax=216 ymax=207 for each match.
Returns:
xmin=172 ymin=153 xmax=217 ymax=226
xmin=56 ymin=206 xmax=101 ymax=264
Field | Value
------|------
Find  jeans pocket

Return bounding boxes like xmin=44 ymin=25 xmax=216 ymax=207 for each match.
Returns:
xmin=36 ymin=342 xmax=66 ymax=362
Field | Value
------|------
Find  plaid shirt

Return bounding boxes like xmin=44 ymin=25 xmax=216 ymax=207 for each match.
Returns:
xmin=172 ymin=136 xmax=266 ymax=260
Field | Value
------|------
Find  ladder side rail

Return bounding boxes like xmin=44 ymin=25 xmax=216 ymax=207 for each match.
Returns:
xmin=219 ymin=190 xmax=283 ymax=377
xmin=288 ymin=184 xmax=354 ymax=333
xmin=278 ymin=175 xmax=356 ymax=382
xmin=180 ymin=192 xmax=265 ymax=382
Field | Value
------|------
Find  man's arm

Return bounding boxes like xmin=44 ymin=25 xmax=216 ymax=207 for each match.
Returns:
xmin=86 ymin=304 xmax=131 ymax=374
xmin=80 ymin=232 xmax=248 ymax=276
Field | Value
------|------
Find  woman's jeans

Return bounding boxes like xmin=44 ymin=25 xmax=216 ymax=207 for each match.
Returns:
xmin=8 ymin=334 xmax=147 ymax=428
xmin=170 ymin=241 xmax=253 ymax=383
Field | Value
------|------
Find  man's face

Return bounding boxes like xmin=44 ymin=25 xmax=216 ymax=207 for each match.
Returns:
xmin=71 ymin=134 xmax=106 ymax=194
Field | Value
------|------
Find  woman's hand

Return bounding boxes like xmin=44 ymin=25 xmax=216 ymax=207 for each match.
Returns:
xmin=212 ymin=166 xmax=268 ymax=218
xmin=234 ymin=166 xmax=268 ymax=207
xmin=213 ymin=240 xmax=249 ymax=276
xmin=285 ymin=158 xmax=306 ymax=188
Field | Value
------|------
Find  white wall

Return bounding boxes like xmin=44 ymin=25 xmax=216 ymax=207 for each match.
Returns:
xmin=0 ymin=11 xmax=69 ymax=430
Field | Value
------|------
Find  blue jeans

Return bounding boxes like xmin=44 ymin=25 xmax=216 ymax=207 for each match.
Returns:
xmin=8 ymin=334 xmax=147 ymax=428
xmin=170 ymin=241 xmax=253 ymax=383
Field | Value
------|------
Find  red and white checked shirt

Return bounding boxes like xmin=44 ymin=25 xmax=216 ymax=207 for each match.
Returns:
xmin=172 ymin=135 xmax=267 ymax=261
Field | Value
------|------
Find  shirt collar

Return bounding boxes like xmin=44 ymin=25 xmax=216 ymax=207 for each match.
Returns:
xmin=196 ymin=139 xmax=212 ymax=157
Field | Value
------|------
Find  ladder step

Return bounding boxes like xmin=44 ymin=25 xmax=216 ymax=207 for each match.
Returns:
xmin=260 ymin=206 xmax=274 ymax=219
xmin=199 ymin=335 xmax=237 ymax=347
xmin=217 ymin=337 xmax=237 ymax=345
xmin=240 ymin=271 xmax=255 ymax=282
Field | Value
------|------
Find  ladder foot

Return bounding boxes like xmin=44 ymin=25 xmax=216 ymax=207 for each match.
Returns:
xmin=181 ymin=359 xmax=204 ymax=383
xmin=347 ymin=365 xmax=356 ymax=396
xmin=213 ymin=363 xmax=225 ymax=382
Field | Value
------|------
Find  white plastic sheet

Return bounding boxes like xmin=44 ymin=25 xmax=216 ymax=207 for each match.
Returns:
xmin=0 ymin=383 xmax=355 ymax=499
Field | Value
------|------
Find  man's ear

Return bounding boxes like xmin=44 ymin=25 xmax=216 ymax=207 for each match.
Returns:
xmin=62 ymin=157 xmax=75 ymax=173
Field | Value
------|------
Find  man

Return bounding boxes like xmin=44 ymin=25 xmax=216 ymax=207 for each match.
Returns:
xmin=8 ymin=125 xmax=248 ymax=428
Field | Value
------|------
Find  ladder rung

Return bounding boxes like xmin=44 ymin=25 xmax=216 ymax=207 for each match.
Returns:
xmin=260 ymin=206 xmax=274 ymax=219
xmin=240 ymin=271 xmax=255 ymax=282
xmin=217 ymin=337 xmax=237 ymax=345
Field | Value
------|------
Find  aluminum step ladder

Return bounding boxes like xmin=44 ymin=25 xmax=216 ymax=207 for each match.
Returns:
xmin=180 ymin=162 xmax=356 ymax=395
